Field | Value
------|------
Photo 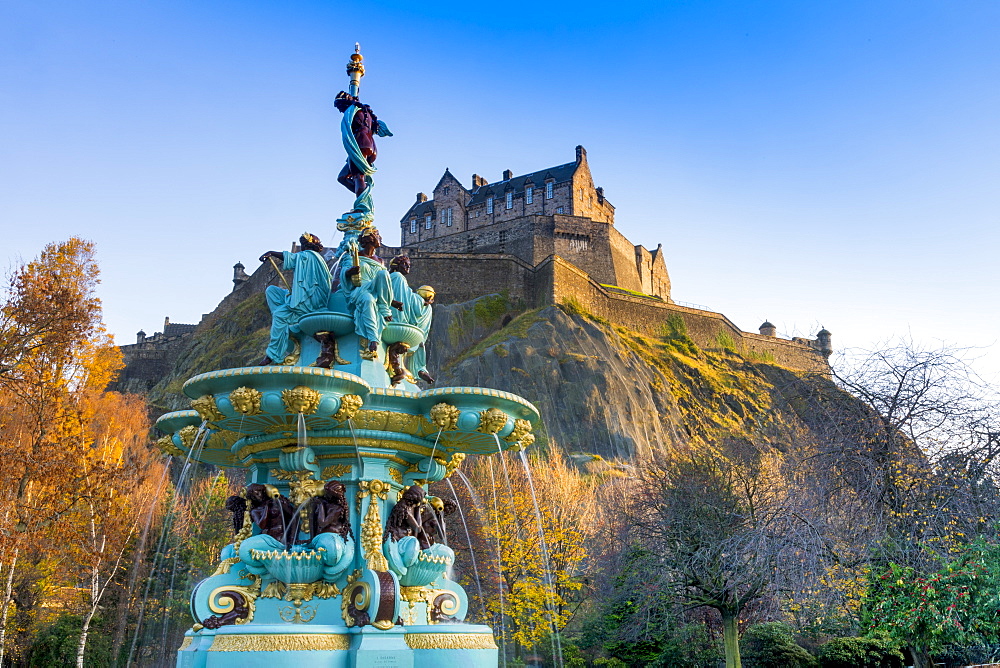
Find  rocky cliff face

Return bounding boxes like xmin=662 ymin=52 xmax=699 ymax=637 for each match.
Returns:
xmin=428 ymin=297 xmax=833 ymax=461
xmin=140 ymin=289 xmax=838 ymax=462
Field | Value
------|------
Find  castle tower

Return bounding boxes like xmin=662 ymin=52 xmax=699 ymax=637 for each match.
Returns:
xmin=232 ymin=261 xmax=250 ymax=291
xmin=816 ymin=328 xmax=833 ymax=357
xmin=759 ymin=321 xmax=776 ymax=337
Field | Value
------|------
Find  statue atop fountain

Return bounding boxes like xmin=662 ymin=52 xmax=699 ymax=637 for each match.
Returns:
xmin=156 ymin=45 xmax=538 ymax=668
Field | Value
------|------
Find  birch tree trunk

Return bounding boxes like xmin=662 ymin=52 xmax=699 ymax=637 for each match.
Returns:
xmin=0 ymin=552 xmax=18 ymax=668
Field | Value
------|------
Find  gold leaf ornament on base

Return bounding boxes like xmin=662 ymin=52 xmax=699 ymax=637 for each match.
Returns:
xmin=321 ymin=464 xmax=353 ymax=479
xmin=357 ymin=480 xmax=389 ymax=571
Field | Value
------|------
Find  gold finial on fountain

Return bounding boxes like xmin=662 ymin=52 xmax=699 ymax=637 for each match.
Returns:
xmin=347 ymin=43 xmax=364 ymax=97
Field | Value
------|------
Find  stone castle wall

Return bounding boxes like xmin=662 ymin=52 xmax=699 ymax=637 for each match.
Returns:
xmin=399 ymin=252 xmax=829 ymax=375
xmin=392 ymin=214 xmax=671 ymax=301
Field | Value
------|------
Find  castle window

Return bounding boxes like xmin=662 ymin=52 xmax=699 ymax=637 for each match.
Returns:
xmin=446 ymin=208 xmax=453 ymax=226
xmin=499 ymin=230 xmax=508 ymax=244
xmin=556 ymin=207 xmax=564 ymax=214
xmin=579 ymin=188 xmax=584 ymax=200
xmin=444 ymin=187 xmax=450 ymax=196
xmin=409 ymin=219 xmax=416 ymax=234
xmin=425 ymin=214 xmax=432 ymax=229
xmin=545 ymin=182 xmax=553 ymax=199
xmin=487 ymin=196 xmax=493 ymax=214
xmin=505 ymin=191 xmax=513 ymax=209
xmin=526 ymin=186 xmax=533 ymax=204
xmin=467 ymin=238 xmax=475 ymax=251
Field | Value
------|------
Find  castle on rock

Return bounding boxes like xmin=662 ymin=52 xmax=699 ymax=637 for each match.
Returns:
xmin=113 ymin=147 xmax=833 ymax=393
xmin=394 ymin=146 xmax=671 ymax=301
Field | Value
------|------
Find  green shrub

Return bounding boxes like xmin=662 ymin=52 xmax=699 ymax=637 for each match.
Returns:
xmin=746 ymin=348 xmax=778 ymax=364
xmin=594 ymin=658 xmax=627 ymax=667
xmin=652 ymin=622 xmax=722 ymax=667
xmin=714 ymin=329 xmax=737 ymax=352
xmin=742 ymin=622 xmax=817 ymax=668
xmin=29 ymin=614 xmax=113 ymax=668
xmin=660 ymin=314 xmax=699 ymax=356
xmin=561 ymin=296 xmax=586 ymax=316
xmin=817 ymin=637 xmax=904 ymax=668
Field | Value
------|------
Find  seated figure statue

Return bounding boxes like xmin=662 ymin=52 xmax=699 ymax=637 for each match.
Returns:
xmin=305 ymin=481 xmax=355 ymax=582
xmin=387 ymin=255 xmax=435 ymax=384
xmin=237 ymin=484 xmax=300 ymax=576
xmin=258 ymin=233 xmax=332 ymax=365
xmin=410 ymin=285 xmax=436 ymax=384
xmin=339 ymin=227 xmax=393 ymax=360
xmin=382 ymin=485 xmax=455 ymax=587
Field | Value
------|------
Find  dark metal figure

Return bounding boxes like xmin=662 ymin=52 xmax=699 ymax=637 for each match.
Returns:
xmin=383 ymin=485 xmax=429 ymax=547
xmin=334 ymin=92 xmax=380 ymax=196
xmin=245 ymin=483 xmax=299 ymax=547
xmin=309 ymin=480 xmax=352 ymax=540
xmin=224 ymin=495 xmax=247 ymax=534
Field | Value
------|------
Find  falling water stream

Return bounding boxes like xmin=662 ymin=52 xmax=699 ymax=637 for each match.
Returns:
xmin=444 ymin=477 xmax=485 ymax=615
xmin=484 ymin=458 xmax=507 ymax=668
xmin=127 ymin=421 xmax=211 ymax=667
xmin=515 ymin=446 xmax=564 ymax=668
xmin=346 ymin=418 xmax=364 ymax=473
xmin=493 ymin=435 xmax=563 ymax=668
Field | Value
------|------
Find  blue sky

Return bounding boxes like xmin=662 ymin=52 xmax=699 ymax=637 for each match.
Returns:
xmin=2 ymin=1 xmax=998 ymax=380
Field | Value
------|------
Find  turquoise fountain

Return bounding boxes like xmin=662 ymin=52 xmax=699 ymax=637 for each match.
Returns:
xmin=154 ymin=46 xmax=538 ymax=667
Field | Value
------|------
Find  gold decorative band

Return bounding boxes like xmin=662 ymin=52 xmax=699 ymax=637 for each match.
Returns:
xmin=208 ymin=634 xmax=351 ymax=652
xmin=179 ymin=637 xmax=193 ymax=650
xmin=404 ymin=633 xmax=498 ymax=650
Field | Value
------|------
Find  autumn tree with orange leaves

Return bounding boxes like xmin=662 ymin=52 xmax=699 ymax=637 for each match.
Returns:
xmin=0 ymin=239 xmax=166 ymax=666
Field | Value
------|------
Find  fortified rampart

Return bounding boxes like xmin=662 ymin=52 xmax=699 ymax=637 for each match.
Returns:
xmin=388 ymin=252 xmax=831 ymax=375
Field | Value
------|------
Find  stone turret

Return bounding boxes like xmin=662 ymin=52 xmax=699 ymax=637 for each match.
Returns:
xmin=816 ymin=328 xmax=833 ymax=357
xmin=759 ymin=321 xmax=776 ymax=337
xmin=233 ymin=262 xmax=250 ymax=291
xmin=136 ymin=330 xmax=146 ymax=344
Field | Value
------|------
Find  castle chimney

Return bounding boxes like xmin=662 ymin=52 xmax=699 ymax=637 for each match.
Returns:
xmin=596 ymin=186 xmax=604 ymax=203
xmin=759 ymin=321 xmax=776 ymax=337
xmin=471 ymin=174 xmax=486 ymax=189
xmin=502 ymin=169 xmax=513 ymax=181
xmin=575 ymin=145 xmax=587 ymax=163
xmin=163 ymin=317 xmax=170 ymax=330
xmin=416 ymin=192 xmax=428 ymax=203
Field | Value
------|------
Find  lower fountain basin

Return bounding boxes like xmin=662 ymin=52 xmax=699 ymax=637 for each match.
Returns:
xmin=249 ymin=547 xmax=327 ymax=584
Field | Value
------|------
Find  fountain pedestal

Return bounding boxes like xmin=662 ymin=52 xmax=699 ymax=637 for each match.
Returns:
xmin=156 ymin=361 xmax=536 ymax=667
